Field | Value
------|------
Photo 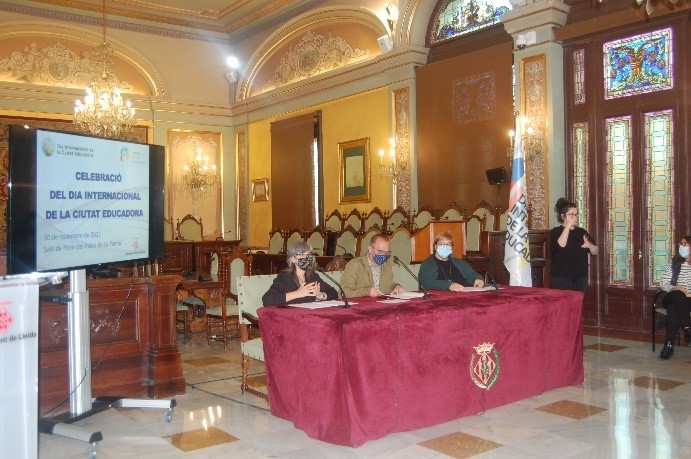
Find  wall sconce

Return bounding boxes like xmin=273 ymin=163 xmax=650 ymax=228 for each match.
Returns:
xmin=385 ymin=3 xmax=399 ymax=34
xmin=507 ymin=116 xmax=543 ymax=161
xmin=379 ymin=137 xmax=399 ymax=183
xmin=515 ymin=31 xmax=536 ymax=50
xmin=224 ymin=71 xmax=237 ymax=84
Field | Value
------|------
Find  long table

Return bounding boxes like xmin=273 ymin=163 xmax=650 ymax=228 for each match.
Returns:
xmin=258 ymin=287 xmax=584 ymax=447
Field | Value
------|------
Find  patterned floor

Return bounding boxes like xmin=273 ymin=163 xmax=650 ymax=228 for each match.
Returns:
xmin=38 ymin=328 xmax=691 ymax=458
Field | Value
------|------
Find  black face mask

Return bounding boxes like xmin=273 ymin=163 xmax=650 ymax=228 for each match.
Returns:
xmin=296 ymin=255 xmax=314 ymax=271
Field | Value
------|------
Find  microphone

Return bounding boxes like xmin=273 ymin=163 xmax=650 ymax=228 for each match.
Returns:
xmin=392 ymin=255 xmax=428 ymax=299
xmin=486 ymin=273 xmax=500 ymax=292
xmin=316 ymin=267 xmax=350 ymax=308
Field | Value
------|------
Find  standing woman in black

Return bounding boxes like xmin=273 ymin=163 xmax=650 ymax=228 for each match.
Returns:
xmin=549 ymin=198 xmax=598 ymax=292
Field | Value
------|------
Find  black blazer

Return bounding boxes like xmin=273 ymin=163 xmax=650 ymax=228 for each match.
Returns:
xmin=262 ymin=270 xmax=338 ymax=306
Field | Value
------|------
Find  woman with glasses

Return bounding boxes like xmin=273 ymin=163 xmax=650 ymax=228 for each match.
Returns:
xmin=550 ymin=197 xmax=598 ymax=292
xmin=657 ymin=235 xmax=691 ymax=360
xmin=419 ymin=231 xmax=484 ymax=291
xmin=262 ymin=240 xmax=338 ymax=306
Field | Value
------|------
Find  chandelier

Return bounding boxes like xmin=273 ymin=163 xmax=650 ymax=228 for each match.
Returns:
xmin=73 ymin=0 xmax=135 ymax=137
xmin=378 ymin=137 xmax=402 ymax=183
xmin=183 ymin=147 xmax=218 ymax=193
xmin=507 ymin=117 xmax=543 ymax=161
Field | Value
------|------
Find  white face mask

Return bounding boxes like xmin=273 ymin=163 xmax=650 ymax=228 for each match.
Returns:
xmin=679 ymin=245 xmax=689 ymax=258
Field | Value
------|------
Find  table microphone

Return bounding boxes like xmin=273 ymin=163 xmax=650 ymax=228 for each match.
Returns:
xmin=392 ymin=255 xmax=428 ymax=299
xmin=316 ymin=267 xmax=350 ymax=308
xmin=487 ymin=273 xmax=500 ymax=292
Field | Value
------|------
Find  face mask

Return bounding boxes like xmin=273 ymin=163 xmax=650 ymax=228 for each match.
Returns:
xmin=436 ymin=245 xmax=453 ymax=259
xmin=373 ymin=253 xmax=389 ymax=266
xmin=679 ymin=245 xmax=689 ymax=258
xmin=296 ymin=255 xmax=314 ymax=271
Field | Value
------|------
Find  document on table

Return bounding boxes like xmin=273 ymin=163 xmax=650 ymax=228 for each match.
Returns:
xmin=388 ymin=292 xmax=427 ymax=299
xmin=288 ymin=300 xmax=349 ymax=309
xmin=463 ymin=286 xmax=502 ymax=292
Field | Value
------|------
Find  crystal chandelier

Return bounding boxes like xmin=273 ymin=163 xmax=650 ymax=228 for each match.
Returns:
xmin=73 ymin=0 xmax=135 ymax=137
xmin=183 ymin=147 xmax=218 ymax=193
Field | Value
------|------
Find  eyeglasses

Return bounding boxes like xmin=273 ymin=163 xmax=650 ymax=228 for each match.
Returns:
xmin=374 ymin=249 xmax=391 ymax=256
xmin=437 ymin=243 xmax=453 ymax=248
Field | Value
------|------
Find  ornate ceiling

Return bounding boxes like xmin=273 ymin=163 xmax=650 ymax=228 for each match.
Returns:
xmin=1 ymin=0 xmax=331 ymax=40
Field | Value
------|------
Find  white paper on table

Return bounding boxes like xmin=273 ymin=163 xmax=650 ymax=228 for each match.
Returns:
xmin=462 ymin=286 xmax=502 ymax=292
xmin=288 ymin=300 xmax=348 ymax=309
xmin=388 ymin=291 xmax=427 ymax=300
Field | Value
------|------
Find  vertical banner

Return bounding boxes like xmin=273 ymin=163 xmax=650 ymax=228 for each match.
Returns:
xmin=504 ymin=120 xmax=532 ymax=286
xmin=0 ymin=279 xmax=40 ymax=458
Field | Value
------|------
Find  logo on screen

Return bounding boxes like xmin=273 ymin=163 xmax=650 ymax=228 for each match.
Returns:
xmin=0 ymin=304 xmax=14 ymax=336
xmin=120 ymin=147 xmax=130 ymax=161
xmin=132 ymin=238 xmax=140 ymax=251
xmin=41 ymin=137 xmax=55 ymax=157
xmin=469 ymin=342 xmax=500 ymax=390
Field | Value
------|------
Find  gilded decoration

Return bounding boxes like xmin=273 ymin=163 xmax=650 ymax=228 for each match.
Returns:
xmin=453 ymin=71 xmax=496 ymax=124
xmin=169 ymin=131 xmax=222 ymax=239
xmin=0 ymin=42 xmax=132 ymax=90
xmin=0 ymin=117 xmax=147 ymax=244
xmin=521 ymin=54 xmax=547 ymax=230
xmin=394 ymin=88 xmax=411 ymax=211
xmin=262 ymin=31 xmax=370 ymax=93
xmin=237 ymin=131 xmax=247 ymax=242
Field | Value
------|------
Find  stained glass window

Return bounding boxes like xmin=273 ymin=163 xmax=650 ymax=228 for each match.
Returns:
xmin=573 ymin=49 xmax=585 ymax=105
xmin=430 ymin=0 xmax=512 ymax=44
xmin=605 ymin=116 xmax=632 ymax=285
xmin=603 ymin=28 xmax=673 ymax=100
xmin=645 ymin=110 xmax=674 ymax=287
xmin=572 ymin=122 xmax=589 ymax=231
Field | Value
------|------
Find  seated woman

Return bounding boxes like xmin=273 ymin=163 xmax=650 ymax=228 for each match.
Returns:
xmin=658 ymin=235 xmax=691 ymax=360
xmin=262 ymin=240 xmax=339 ymax=306
xmin=419 ymin=231 xmax=484 ymax=291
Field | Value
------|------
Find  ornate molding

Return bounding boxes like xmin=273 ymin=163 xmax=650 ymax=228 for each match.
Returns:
xmin=262 ymin=31 xmax=371 ymax=94
xmin=0 ymin=42 xmax=132 ymax=90
xmin=236 ymin=130 xmax=248 ymax=243
xmin=393 ymin=87 xmax=411 ymax=212
xmin=521 ymin=54 xmax=547 ymax=230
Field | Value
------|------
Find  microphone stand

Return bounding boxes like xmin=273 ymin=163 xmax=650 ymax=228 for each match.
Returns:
xmin=392 ymin=255 xmax=429 ymax=299
xmin=487 ymin=273 xmax=500 ymax=292
xmin=316 ymin=267 xmax=350 ymax=308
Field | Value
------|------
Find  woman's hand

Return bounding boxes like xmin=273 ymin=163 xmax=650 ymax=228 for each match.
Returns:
xmin=296 ymin=281 xmax=319 ymax=298
xmin=449 ymin=282 xmax=465 ymax=292
xmin=581 ymin=235 xmax=598 ymax=255
xmin=473 ymin=279 xmax=485 ymax=288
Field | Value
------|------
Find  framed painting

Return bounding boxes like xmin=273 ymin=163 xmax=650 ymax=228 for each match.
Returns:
xmin=338 ymin=138 xmax=371 ymax=203
xmin=252 ymin=178 xmax=269 ymax=201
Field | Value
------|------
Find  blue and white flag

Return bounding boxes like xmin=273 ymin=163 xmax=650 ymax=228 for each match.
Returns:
xmin=503 ymin=121 xmax=532 ymax=287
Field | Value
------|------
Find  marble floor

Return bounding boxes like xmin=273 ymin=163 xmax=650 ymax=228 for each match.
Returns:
xmin=39 ymin=330 xmax=691 ymax=458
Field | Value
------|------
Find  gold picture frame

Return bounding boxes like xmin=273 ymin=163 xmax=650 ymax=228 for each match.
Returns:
xmin=252 ymin=178 xmax=269 ymax=201
xmin=338 ymin=138 xmax=371 ymax=203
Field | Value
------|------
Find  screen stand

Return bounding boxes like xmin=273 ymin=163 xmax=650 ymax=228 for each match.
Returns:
xmin=38 ymin=269 xmax=176 ymax=457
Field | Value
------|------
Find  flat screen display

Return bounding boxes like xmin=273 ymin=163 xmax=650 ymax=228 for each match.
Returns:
xmin=7 ymin=125 xmax=165 ymax=274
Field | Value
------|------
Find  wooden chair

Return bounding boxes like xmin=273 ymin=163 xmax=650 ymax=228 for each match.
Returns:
xmin=344 ymin=209 xmax=364 ymax=234
xmin=473 ymin=201 xmax=495 ymax=231
xmin=385 ymin=206 xmax=410 ymax=234
xmin=177 ymin=214 xmax=203 ymax=241
xmin=335 ymin=227 xmax=358 ymax=256
xmin=412 ymin=206 xmax=436 ymax=231
xmin=498 ymin=208 xmax=510 ymax=230
xmin=305 ymin=227 xmax=326 ymax=255
xmin=268 ymin=228 xmax=286 ymax=254
xmin=389 ymin=227 xmax=412 ymax=264
xmin=237 ymin=274 xmax=277 ymax=401
xmin=392 ymin=262 xmax=420 ymax=292
xmin=324 ymin=209 xmax=344 ymax=232
xmin=465 ymin=214 xmax=486 ymax=252
xmin=163 ymin=216 xmax=175 ymax=241
xmin=207 ymin=248 xmax=252 ymax=348
xmin=442 ymin=202 xmax=467 ymax=221
xmin=363 ymin=207 xmax=385 ymax=232
xmin=285 ymin=228 xmax=305 ymax=252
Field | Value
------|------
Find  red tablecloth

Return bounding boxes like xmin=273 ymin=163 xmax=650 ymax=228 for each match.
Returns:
xmin=258 ymin=287 xmax=584 ymax=447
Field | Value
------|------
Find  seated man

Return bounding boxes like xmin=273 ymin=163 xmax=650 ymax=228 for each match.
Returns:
xmin=341 ymin=233 xmax=406 ymax=297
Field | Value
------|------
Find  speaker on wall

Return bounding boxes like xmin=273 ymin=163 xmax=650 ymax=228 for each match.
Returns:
xmin=486 ymin=167 xmax=508 ymax=185
xmin=377 ymin=35 xmax=393 ymax=53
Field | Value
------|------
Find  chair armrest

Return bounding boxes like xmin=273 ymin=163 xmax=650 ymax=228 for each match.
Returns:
xmin=241 ymin=311 xmax=259 ymax=327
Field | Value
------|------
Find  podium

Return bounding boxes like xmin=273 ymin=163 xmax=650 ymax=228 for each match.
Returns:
xmin=410 ymin=220 xmax=467 ymax=263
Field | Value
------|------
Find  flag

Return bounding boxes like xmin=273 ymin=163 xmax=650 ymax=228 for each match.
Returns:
xmin=503 ymin=121 xmax=532 ymax=287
